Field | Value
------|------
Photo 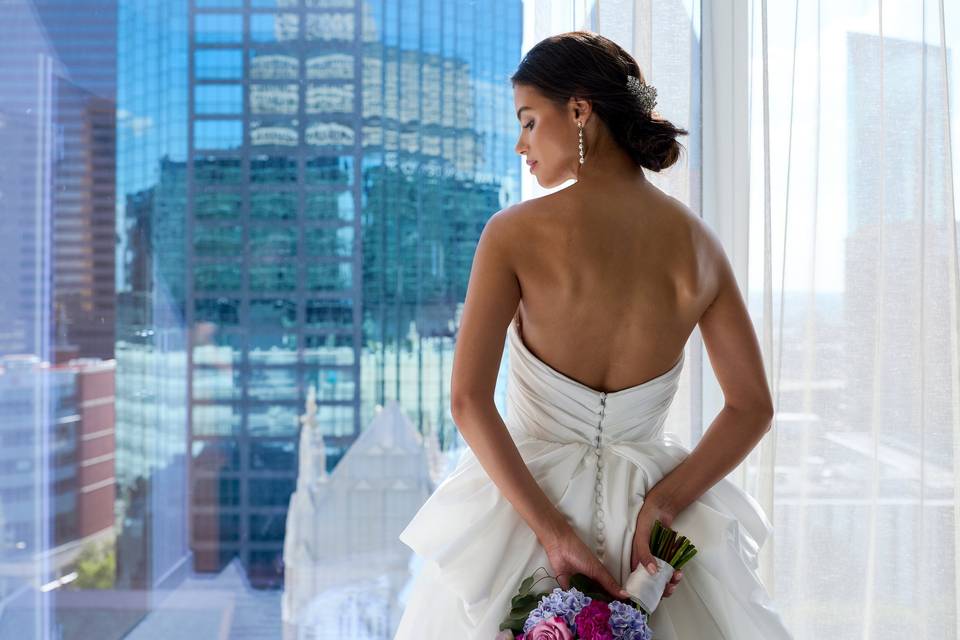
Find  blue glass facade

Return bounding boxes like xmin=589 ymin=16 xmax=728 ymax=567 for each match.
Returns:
xmin=114 ymin=0 xmax=521 ymax=591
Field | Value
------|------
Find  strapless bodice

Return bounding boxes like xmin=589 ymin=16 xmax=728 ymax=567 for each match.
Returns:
xmin=505 ymin=316 xmax=685 ymax=447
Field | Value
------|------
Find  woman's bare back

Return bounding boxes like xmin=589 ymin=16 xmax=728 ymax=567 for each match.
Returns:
xmin=505 ymin=179 xmax=719 ymax=394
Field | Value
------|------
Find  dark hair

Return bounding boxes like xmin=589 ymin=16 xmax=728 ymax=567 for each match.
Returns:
xmin=510 ymin=31 xmax=688 ymax=172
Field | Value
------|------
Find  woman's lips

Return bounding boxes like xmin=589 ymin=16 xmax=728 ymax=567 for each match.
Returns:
xmin=528 ymin=161 xmax=537 ymax=172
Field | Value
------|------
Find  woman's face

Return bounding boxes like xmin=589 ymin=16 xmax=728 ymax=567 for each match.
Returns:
xmin=513 ymin=83 xmax=580 ymax=188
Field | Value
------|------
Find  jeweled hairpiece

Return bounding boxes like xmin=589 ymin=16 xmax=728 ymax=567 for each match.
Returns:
xmin=626 ymin=75 xmax=657 ymax=116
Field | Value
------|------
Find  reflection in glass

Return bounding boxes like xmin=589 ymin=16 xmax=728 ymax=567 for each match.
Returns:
xmin=306 ymin=83 xmax=353 ymax=113
xmin=305 ymin=226 xmax=353 ymax=257
xmin=305 ymin=12 xmax=353 ymax=41
xmin=250 ymin=264 xmax=296 ymax=291
xmin=249 ymin=332 xmax=297 ymax=365
xmin=194 ymin=299 xmax=241 ymax=325
xmin=250 ymin=50 xmax=299 ymax=79
xmin=304 ymin=298 xmax=352 ymax=329
xmin=251 ymin=191 xmax=298 ymax=221
xmin=251 ymin=14 xmax=299 ymax=43
xmin=194 ymin=191 xmax=242 ymax=220
xmin=192 ymin=404 xmax=242 ymax=437
xmin=193 ymin=224 xmax=242 ymax=257
xmin=248 ymin=404 xmax=298 ymax=437
xmin=194 ymin=119 xmax=243 ymax=149
xmin=194 ymin=156 xmax=243 ymax=183
xmin=195 ymin=14 xmax=243 ymax=44
xmin=252 ymin=155 xmax=298 ymax=183
xmin=249 ymin=367 xmax=298 ymax=401
xmin=196 ymin=49 xmax=243 ymax=79
xmin=195 ymin=84 xmax=243 ymax=114
xmin=303 ymin=333 xmax=353 ymax=365
xmin=250 ymin=83 xmax=298 ymax=114
xmin=250 ymin=227 xmax=297 ymax=256
xmin=307 ymin=261 xmax=352 ymax=291
xmin=249 ymin=299 xmax=297 ymax=328
xmin=305 ymin=190 xmax=354 ymax=222
xmin=304 ymin=155 xmax=353 ymax=184
xmin=306 ymin=53 xmax=353 ymax=79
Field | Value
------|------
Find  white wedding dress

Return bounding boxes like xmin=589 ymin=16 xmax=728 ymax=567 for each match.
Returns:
xmin=394 ymin=314 xmax=793 ymax=639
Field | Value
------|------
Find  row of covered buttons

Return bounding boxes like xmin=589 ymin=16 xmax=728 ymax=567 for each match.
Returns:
xmin=594 ymin=392 xmax=607 ymax=559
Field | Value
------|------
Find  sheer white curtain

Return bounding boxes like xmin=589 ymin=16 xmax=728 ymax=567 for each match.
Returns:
xmin=747 ymin=0 xmax=960 ymax=636
xmin=525 ymin=0 xmax=960 ymax=636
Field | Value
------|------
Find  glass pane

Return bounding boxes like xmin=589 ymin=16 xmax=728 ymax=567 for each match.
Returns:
xmin=194 ymin=263 xmax=242 ymax=291
xmin=195 ymin=14 xmax=243 ymax=44
xmin=249 ymin=264 xmax=296 ymax=291
xmin=305 ymin=190 xmax=354 ymax=221
xmin=195 ymin=84 xmax=243 ymax=115
xmin=305 ymin=12 xmax=353 ymax=41
xmin=251 ymin=14 xmax=299 ymax=43
xmin=194 ymin=192 xmax=242 ymax=220
xmin=250 ymin=83 xmax=299 ymax=115
xmin=305 ymin=83 xmax=353 ymax=114
xmin=249 ymin=478 xmax=295 ymax=507
xmin=250 ymin=440 xmax=296 ymax=471
xmin=305 ymin=53 xmax=353 ymax=79
xmin=305 ymin=155 xmax=353 ymax=185
xmin=251 ymin=155 xmax=298 ymax=183
xmin=249 ymin=299 xmax=297 ymax=328
xmin=303 ymin=333 xmax=354 ymax=365
xmin=194 ymin=155 xmax=243 ymax=184
xmin=249 ymin=367 xmax=297 ymax=401
xmin=249 ymin=513 xmax=286 ymax=542
xmin=192 ymin=440 xmax=240 ymax=472
xmin=306 ymin=261 xmax=351 ymax=291
xmin=304 ymin=298 xmax=352 ymax=329
xmin=249 ymin=332 xmax=297 ymax=365
xmin=193 ymin=224 xmax=242 ymax=257
xmin=192 ymin=404 xmax=242 ymax=437
xmin=248 ymin=404 xmax=298 ymax=437
xmin=195 ymin=49 xmax=243 ymax=79
xmin=194 ymin=298 xmax=241 ymax=326
xmin=250 ymin=49 xmax=299 ymax=80
xmin=194 ymin=120 xmax=242 ymax=150
xmin=305 ymin=225 xmax=353 ymax=257
xmin=304 ymin=366 xmax=354 ymax=401
xmin=192 ymin=367 xmax=242 ymax=401
xmin=250 ymin=227 xmax=297 ymax=257
xmin=251 ymin=191 xmax=298 ymax=221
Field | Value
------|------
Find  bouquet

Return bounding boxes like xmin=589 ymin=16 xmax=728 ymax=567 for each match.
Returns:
xmin=496 ymin=520 xmax=697 ymax=639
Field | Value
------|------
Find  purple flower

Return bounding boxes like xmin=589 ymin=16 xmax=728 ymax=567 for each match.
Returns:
xmin=522 ymin=587 xmax=593 ymax=634
xmin=606 ymin=601 xmax=651 ymax=640
xmin=574 ymin=600 xmax=614 ymax=640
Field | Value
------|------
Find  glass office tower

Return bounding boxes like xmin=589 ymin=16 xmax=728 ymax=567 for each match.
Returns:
xmin=117 ymin=0 xmax=521 ymax=589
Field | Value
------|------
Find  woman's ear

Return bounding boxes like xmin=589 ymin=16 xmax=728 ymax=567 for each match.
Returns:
xmin=570 ymin=96 xmax=592 ymax=123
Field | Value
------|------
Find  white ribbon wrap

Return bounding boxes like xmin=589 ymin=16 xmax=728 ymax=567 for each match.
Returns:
xmin=623 ymin=557 xmax=675 ymax=614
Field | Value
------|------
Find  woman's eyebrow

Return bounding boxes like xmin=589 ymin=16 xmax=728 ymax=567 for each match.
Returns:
xmin=516 ymin=106 xmax=531 ymax=120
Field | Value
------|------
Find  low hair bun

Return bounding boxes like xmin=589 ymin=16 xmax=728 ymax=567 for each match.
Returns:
xmin=511 ymin=30 xmax=689 ymax=173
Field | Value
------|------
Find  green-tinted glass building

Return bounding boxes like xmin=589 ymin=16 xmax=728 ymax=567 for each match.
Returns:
xmin=118 ymin=0 xmax=521 ymax=589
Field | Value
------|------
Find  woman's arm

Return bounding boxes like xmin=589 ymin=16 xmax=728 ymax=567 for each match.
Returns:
xmin=648 ymin=226 xmax=775 ymax=517
xmin=449 ymin=207 xmax=572 ymax=547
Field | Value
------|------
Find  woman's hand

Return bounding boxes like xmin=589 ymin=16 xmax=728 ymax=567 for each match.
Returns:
xmin=542 ymin=527 xmax=630 ymax=601
xmin=630 ymin=495 xmax=684 ymax=599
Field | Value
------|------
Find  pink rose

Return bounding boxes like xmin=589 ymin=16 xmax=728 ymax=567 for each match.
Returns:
xmin=526 ymin=616 xmax=574 ymax=640
xmin=574 ymin=601 xmax=614 ymax=640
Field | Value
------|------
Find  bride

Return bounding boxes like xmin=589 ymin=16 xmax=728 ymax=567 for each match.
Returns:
xmin=395 ymin=31 xmax=793 ymax=639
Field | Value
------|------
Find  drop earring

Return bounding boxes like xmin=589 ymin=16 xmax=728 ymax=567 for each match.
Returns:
xmin=578 ymin=121 xmax=585 ymax=165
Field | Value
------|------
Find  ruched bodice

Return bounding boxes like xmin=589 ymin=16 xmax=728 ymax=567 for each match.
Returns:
xmin=506 ymin=314 xmax=685 ymax=448
xmin=395 ymin=317 xmax=794 ymax=640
